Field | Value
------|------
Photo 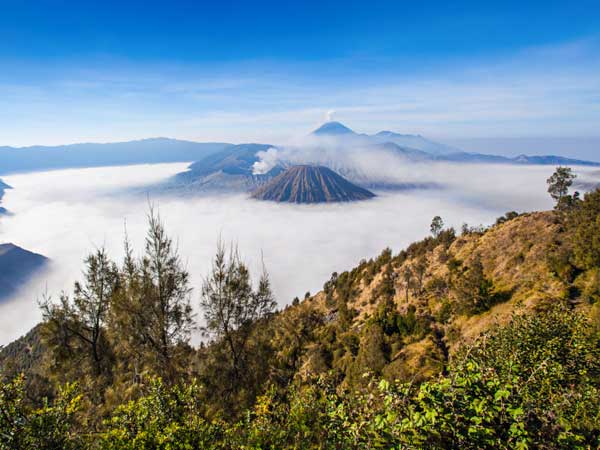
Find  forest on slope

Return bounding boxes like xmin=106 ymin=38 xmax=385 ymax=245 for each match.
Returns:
xmin=0 ymin=167 xmax=599 ymax=449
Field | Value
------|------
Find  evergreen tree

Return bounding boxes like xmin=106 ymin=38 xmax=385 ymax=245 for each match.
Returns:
xmin=40 ymin=247 xmax=119 ymax=378
xmin=403 ymin=265 xmax=412 ymax=303
xmin=452 ymin=254 xmax=494 ymax=314
xmin=199 ymin=241 xmax=276 ymax=404
xmin=569 ymin=188 xmax=600 ymax=270
xmin=111 ymin=208 xmax=193 ymax=381
xmin=547 ymin=166 xmax=576 ymax=210
xmin=430 ymin=216 xmax=444 ymax=237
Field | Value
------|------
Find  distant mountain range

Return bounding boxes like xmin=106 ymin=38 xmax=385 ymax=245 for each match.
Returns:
xmin=0 ymin=244 xmax=48 ymax=302
xmin=1 ymin=123 xmax=598 ymax=180
xmin=0 ymin=139 xmax=231 ymax=175
xmin=311 ymin=121 xmax=600 ymax=166
xmin=252 ymin=165 xmax=375 ymax=203
xmin=312 ymin=121 xmax=460 ymax=155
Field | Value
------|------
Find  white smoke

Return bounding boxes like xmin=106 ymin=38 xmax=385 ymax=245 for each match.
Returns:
xmin=325 ymin=109 xmax=336 ymax=122
xmin=252 ymin=147 xmax=281 ymax=175
xmin=250 ymin=133 xmax=420 ymax=186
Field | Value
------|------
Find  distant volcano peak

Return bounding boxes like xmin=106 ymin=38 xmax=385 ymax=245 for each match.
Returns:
xmin=251 ymin=165 xmax=374 ymax=203
xmin=311 ymin=121 xmax=355 ymax=136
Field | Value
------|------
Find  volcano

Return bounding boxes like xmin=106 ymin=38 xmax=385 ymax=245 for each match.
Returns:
xmin=311 ymin=121 xmax=356 ymax=136
xmin=251 ymin=165 xmax=375 ymax=203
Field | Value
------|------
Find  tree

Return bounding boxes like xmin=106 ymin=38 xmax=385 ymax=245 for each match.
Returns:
xmin=402 ymin=266 xmax=412 ymax=303
xmin=200 ymin=241 xmax=276 ymax=390
xmin=40 ymin=247 xmax=119 ymax=378
xmin=430 ymin=216 xmax=444 ymax=237
xmin=412 ymin=256 xmax=427 ymax=296
xmin=569 ymin=187 xmax=600 ymax=270
xmin=452 ymin=254 xmax=494 ymax=315
xmin=353 ymin=323 xmax=388 ymax=376
xmin=547 ymin=166 xmax=576 ymax=209
xmin=111 ymin=207 xmax=194 ymax=380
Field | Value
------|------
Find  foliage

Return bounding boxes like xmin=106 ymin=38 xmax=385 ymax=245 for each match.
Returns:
xmin=495 ymin=211 xmax=520 ymax=225
xmin=430 ymin=215 xmax=444 ymax=237
xmin=98 ymin=378 xmax=224 ymax=450
xmin=117 ymin=207 xmax=194 ymax=380
xmin=570 ymin=188 xmax=600 ymax=271
xmin=198 ymin=241 xmax=276 ymax=415
xmin=0 ymin=375 xmax=82 ymax=450
xmin=451 ymin=254 xmax=496 ymax=315
xmin=547 ymin=166 xmax=577 ymax=210
xmin=40 ymin=247 xmax=119 ymax=380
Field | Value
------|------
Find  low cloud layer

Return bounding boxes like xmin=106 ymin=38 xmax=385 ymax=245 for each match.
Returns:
xmin=0 ymin=161 xmax=597 ymax=345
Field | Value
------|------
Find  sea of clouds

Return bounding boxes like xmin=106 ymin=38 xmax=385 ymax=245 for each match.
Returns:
xmin=0 ymin=161 xmax=597 ymax=345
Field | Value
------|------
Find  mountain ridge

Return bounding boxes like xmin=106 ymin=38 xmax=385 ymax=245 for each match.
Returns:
xmin=310 ymin=121 xmax=600 ymax=166
xmin=0 ymin=139 xmax=231 ymax=175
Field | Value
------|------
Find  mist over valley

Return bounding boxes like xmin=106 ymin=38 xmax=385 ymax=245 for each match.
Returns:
xmin=1 ymin=154 xmax=595 ymax=345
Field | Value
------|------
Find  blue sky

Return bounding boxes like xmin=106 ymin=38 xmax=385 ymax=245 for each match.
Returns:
xmin=1 ymin=0 xmax=600 ymax=157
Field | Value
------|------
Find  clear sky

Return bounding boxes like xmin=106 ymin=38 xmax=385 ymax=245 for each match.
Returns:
xmin=1 ymin=0 xmax=599 ymax=157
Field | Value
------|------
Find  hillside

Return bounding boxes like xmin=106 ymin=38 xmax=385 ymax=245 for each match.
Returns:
xmin=284 ymin=211 xmax=574 ymax=382
xmin=251 ymin=165 xmax=375 ymax=203
xmin=0 ymin=243 xmax=48 ymax=301
xmin=166 ymin=143 xmax=283 ymax=193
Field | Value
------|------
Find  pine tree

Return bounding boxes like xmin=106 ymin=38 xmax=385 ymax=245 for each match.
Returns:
xmin=111 ymin=207 xmax=194 ymax=380
xmin=547 ymin=166 xmax=576 ymax=210
xmin=40 ymin=247 xmax=119 ymax=377
xmin=200 ymin=241 xmax=276 ymax=391
xmin=430 ymin=216 xmax=444 ymax=237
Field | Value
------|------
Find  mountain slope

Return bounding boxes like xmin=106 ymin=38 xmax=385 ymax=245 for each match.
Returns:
xmin=251 ymin=165 xmax=375 ymax=203
xmin=166 ymin=143 xmax=283 ymax=194
xmin=281 ymin=209 xmax=591 ymax=385
xmin=0 ymin=244 xmax=48 ymax=302
xmin=185 ymin=143 xmax=274 ymax=177
xmin=312 ymin=121 xmax=356 ymax=136
xmin=372 ymin=130 xmax=460 ymax=155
